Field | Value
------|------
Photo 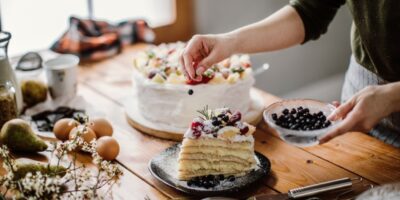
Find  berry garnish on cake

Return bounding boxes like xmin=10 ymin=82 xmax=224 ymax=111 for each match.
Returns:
xmin=178 ymin=106 xmax=257 ymax=182
xmin=133 ymin=42 xmax=252 ymax=85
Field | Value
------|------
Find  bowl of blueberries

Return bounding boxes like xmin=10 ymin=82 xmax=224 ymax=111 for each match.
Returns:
xmin=263 ymin=99 xmax=339 ymax=147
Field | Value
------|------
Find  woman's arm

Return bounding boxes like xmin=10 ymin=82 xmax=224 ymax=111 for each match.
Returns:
xmin=228 ymin=5 xmax=305 ymax=54
xmin=181 ymin=6 xmax=305 ymax=79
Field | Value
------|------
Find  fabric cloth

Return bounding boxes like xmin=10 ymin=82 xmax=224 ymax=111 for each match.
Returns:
xmin=289 ymin=0 xmax=400 ymax=82
xmin=342 ymin=56 xmax=400 ymax=147
xmin=51 ymin=16 xmax=154 ymax=62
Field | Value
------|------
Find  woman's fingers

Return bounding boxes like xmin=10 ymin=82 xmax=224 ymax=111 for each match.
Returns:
xmin=182 ymin=53 xmax=195 ymax=79
xmin=182 ymin=36 xmax=204 ymax=79
xmin=197 ymin=49 xmax=220 ymax=76
xmin=328 ymin=98 xmax=355 ymax=121
xmin=319 ymin=111 xmax=358 ymax=144
xmin=180 ymin=55 xmax=190 ymax=79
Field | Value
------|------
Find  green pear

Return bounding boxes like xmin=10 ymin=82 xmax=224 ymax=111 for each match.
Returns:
xmin=0 ymin=119 xmax=48 ymax=152
xmin=14 ymin=161 xmax=67 ymax=180
xmin=20 ymin=79 xmax=48 ymax=107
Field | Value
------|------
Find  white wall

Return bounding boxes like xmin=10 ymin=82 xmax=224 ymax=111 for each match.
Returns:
xmin=193 ymin=0 xmax=352 ymax=101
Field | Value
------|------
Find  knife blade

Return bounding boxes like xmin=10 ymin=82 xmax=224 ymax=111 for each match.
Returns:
xmin=249 ymin=177 xmax=353 ymax=200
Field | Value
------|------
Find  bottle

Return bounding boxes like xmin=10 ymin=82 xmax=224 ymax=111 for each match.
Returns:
xmin=0 ymin=32 xmax=23 ymax=115
xmin=0 ymin=81 xmax=17 ymax=128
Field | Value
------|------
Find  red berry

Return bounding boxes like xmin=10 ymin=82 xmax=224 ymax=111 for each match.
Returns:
xmin=186 ymin=78 xmax=199 ymax=85
xmin=228 ymin=111 xmax=241 ymax=125
xmin=240 ymin=125 xmax=249 ymax=135
xmin=185 ymin=74 xmax=214 ymax=85
xmin=191 ymin=121 xmax=203 ymax=130
xmin=201 ymin=74 xmax=214 ymax=84
xmin=148 ymin=70 xmax=157 ymax=79
xmin=242 ymin=62 xmax=251 ymax=68
xmin=192 ymin=130 xmax=201 ymax=138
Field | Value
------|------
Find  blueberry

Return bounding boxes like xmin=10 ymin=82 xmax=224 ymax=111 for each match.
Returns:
xmin=218 ymin=174 xmax=224 ymax=180
xmin=324 ymin=121 xmax=331 ymax=127
xmin=188 ymin=89 xmax=194 ymax=95
xmin=212 ymin=120 xmax=221 ymax=126
xmin=304 ymin=108 xmax=310 ymax=113
xmin=222 ymin=115 xmax=229 ymax=122
xmin=283 ymin=109 xmax=289 ymax=115
xmin=228 ymin=175 xmax=236 ymax=182
xmin=272 ymin=113 xmax=278 ymax=121
xmin=187 ymin=180 xmax=194 ymax=186
xmin=298 ymin=106 xmax=303 ymax=111
xmin=290 ymin=108 xmax=297 ymax=114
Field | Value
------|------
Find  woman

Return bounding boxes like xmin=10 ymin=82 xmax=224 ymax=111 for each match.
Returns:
xmin=180 ymin=1 xmax=400 ymax=146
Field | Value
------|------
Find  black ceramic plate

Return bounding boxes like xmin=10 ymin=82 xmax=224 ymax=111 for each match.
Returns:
xmin=148 ymin=143 xmax=271 ymax=196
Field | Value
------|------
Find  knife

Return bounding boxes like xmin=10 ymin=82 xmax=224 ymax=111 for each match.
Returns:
xmin=249 ymin=177 xmax=353 ymax=200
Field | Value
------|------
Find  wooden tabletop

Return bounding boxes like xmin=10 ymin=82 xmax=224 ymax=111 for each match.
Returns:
xmin=4 ymin=44 xmax=400 ymax=199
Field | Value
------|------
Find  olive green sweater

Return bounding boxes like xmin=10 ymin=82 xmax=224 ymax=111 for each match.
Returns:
xmin=290 ymin=0 xmax=400 ymax=82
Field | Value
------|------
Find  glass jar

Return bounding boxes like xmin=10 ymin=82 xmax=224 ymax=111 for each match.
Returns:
xmin=0 ymin=81 xmax=18 ymax=128
xmin=0 ymin=32 xmax=23 ymax=114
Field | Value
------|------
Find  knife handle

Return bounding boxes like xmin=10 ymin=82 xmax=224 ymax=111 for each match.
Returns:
xmin=288 ymin=177 xmax=352 ymax=199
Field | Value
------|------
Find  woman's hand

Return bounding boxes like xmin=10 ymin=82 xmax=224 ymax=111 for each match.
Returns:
xmin=180 ymin=6 xmax=305 ymax=81
xmin=180 ymin=34 xmax=237 ymax=81
xmin=320 ymin=84 xmax=398 ymax=144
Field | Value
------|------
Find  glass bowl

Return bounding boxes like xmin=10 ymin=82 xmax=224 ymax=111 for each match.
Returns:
xmin=263 ymin=99 xmax=339 ymax=147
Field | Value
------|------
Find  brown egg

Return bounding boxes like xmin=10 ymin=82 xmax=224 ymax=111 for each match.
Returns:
xmin=69 ymin=125 xmax=96 ymax=144
xmin=89 ymin=118 xmax=113 ymax=138
xmin=53 ymin=118 xmax=79 ymax=141
xmin=96 ymin=136 xmax=120 ymax=161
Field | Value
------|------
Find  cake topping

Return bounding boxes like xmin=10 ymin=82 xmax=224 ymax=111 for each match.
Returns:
xmin=185 ymin=106 xmax=255 ymax=141
xmin=133 ymin=42 xmax=252 ymax=85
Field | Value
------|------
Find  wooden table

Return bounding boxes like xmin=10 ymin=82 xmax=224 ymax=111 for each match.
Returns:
xmin=4 ymin=44 xmax=400 ymax=199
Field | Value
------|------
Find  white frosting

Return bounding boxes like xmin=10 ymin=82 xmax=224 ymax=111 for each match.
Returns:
xmin=183 ymin=128 xmax=255 ymax=143
xmin=132 ymin=70 xmax=255 ymax=129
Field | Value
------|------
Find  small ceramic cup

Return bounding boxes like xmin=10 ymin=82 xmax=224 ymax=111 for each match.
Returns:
xmin=44 ymin=54 xmax=79 ymax=100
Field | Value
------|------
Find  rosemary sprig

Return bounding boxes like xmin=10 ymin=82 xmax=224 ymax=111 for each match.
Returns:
xmin=197 ymin=105 xmax=215 ymax=120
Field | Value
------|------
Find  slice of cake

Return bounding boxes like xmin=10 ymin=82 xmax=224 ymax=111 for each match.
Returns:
xmin=178 ymin=107 xmax=257 ymax=181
